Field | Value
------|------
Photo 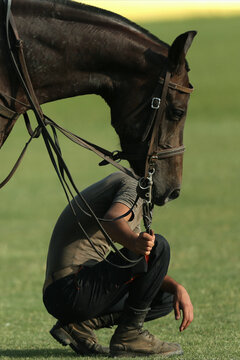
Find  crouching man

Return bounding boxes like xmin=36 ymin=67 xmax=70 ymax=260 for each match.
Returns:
xmin=43 ymin=172 xmax=193 ymax=357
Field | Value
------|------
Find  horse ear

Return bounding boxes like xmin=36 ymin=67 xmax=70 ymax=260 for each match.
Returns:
xmin=168 ymin=31 xmax=197 ymax=74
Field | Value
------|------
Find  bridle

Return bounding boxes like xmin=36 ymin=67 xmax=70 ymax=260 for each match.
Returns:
xmin=106 ymin=71 xmax=193 ymax=216
xmin=0 ymin=0 xmax=194 ymax=265
xmin=144 ymin=72 xmax=193 ymax=177
xmin=133 ymin=71 xmax=194 ymax=232
xmin=99 ymin=74 xmax=193 ymax=172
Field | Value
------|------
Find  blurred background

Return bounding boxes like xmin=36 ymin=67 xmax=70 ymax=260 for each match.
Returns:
xmin=0 ymin=1 xmax=239 ymax=359
xmin=80 ymin=0 xmax=240 ymax=21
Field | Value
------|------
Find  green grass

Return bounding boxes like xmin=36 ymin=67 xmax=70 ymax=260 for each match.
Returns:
xmin=0 ymin=15 xmax=240 ymax=360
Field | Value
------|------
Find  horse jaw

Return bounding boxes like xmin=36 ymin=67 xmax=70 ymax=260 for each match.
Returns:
xmin=0 ymin=116 xmax=19 ymax=149
xmin=151 ymin=155 xmax=183 ymax=206
xmin=114 ymin=31 xmax=197 ymax=206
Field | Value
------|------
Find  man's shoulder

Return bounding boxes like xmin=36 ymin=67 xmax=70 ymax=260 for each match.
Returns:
xmin=81 ymin=172 xmax=136 ymax=197
xmin=81 ymin=172 xmax=138 ymax=201
xmin=105 ymin=171 xmax=137 ymax=186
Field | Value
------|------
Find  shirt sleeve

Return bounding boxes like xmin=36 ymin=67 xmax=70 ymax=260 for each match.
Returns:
xmin=112 ymin=173 xmax=143 ymax=224
xmin=112 ymin=174 xmax=138 ymax=209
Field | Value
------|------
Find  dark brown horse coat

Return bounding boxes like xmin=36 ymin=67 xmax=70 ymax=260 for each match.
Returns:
xmin=0 ymin=0 xmax=196 ymax=205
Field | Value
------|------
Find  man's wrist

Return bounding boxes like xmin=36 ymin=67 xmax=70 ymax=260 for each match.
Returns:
xmin=174 ymin=282 xmax=184 ymax=295
xmin=118 ymin=232 xmax=138 ymax=253
xmin=129 ymin=233 xmax=139 ymax=253
xmin=161 ymin=275 xmax=183 ymax=294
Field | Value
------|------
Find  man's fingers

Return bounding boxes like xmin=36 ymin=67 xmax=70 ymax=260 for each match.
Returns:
xmin=141 ymin=240 xmax=155 ymax=252
xmin=180 ymin=319 xmax=190 ymax=332
xmin=139 ymin=232 xmax=155 ymax=242
xmin=173 ymin=285 xmax=194 ymax=332
xmin=174 ymin=301 xmax=181 ymax=320
xmin=179 ymin=309 xmax=194 ymax=331
xmin=180 ymin=318 xmax=187 ymax=332
xmin=137 ymin=232 xmax=155 ymax=255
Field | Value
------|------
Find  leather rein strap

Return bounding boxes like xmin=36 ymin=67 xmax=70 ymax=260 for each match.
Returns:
xmin=1 ymin=1 xmax=194 ymax=265
xmin=0 ymin=0 xmax=137 ymax=187
xmin=2 ymin=0 xmax=144 ymax=269
xmin=1 ymin=0 xmax=194 ymax=188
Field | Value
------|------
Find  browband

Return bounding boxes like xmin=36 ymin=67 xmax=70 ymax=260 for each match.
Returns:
xmin=159 ymin=77 xmax=194 ymax=94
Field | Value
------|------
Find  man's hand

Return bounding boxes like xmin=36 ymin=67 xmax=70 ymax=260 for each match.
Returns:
xmin=161 ymin=276 xmax=194 ymax=332
xmin=174 ymin=284 xmax=194 ymax=332
xmin=133 ymin=231 xmax=155 ymax=255
xmin=103 ymin=203 xmax=155 ymax=254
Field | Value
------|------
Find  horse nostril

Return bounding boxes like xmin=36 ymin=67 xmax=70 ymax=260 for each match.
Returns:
xmin=169 ymin=189 xmax=180 ymax=200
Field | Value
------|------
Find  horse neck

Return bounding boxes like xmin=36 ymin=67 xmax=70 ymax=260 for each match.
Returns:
xmin=11 ymin=0 xmax=167 ymax=111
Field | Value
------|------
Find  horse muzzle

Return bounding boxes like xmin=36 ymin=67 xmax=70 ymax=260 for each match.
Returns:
xmin=152 ymin=186 xmax=181 ymax=206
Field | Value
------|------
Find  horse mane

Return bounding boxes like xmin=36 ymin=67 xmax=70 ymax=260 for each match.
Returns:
xmin=52 ymin=0 xmax=169 ymax=49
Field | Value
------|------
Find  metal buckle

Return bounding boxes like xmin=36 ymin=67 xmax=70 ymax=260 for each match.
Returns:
xmin=137 ymin=168 xmax=155 ymax=202
xmin=151 ymin=97 xmax=161 ymax=109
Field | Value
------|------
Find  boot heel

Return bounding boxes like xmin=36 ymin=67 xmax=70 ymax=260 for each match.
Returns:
xmin=50 ymin=326 xmax=72 ymax=346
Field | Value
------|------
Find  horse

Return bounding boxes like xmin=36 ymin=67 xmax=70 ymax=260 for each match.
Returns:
xmin=0 ymin=0 xmax=196 ymax=206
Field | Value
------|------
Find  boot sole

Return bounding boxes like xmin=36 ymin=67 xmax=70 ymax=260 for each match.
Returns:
xmin=50 ymin=326 xmax=109 ymax=356
xmin=110 ymin=348 xmax=184 ymax=357
xmin=50 ymin=326 xmax=80 ymax=354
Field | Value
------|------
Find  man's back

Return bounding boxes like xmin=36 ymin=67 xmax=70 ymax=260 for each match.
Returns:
xmin=44 ymin=172 xmax=142 ymax=286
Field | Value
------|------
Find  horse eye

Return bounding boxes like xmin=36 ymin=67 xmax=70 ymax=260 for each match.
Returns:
xmin=167 ymin=108 xmax=185 ymax=121
xmin=173 ymin=109 xmax=184 ymax=116
xmin=174 ymin=109 xmax=184 ymax=118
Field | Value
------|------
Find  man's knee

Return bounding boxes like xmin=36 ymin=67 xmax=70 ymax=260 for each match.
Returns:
xmin=154 ymin=234 xmax=170 ymax=259
xmin=145 ymin=292 xmax=174 ymax=322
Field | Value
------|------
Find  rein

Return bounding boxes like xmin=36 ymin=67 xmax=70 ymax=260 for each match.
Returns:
xmin=1 ymin=0 xmax=143 ymax=269
xmin=1 ymin=0 xmax=194 ymax=262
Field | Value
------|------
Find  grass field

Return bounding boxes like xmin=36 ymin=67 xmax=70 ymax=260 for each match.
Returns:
xmin=0 ymin=15 xmax=240 ymax=360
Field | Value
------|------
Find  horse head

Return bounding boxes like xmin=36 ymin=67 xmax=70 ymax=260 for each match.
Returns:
xmin=111 ymin=31 xmax=196 ymax=206
xmin=0 ymin=1 xmax=196 ymax=205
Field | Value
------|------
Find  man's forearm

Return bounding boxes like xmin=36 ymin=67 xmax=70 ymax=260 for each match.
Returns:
xmin=102 ymin=202 xmax=155 ymax=256
xmin=102 ymin=219 xmax=155 ymax=256
xmin=102 ymin=219 xmax=138 ymax=251
xmin=161 ymin=275 xmax=182 ymax=294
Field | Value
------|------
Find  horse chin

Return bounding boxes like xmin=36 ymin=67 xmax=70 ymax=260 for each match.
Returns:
xmin=153 ymin=196 xmax=168 ymax=206
xmin=152 ymin=187 xmax=181 ymax=206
